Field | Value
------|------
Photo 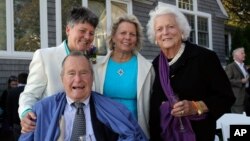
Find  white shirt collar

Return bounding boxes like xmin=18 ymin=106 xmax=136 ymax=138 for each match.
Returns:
xmin=66 ymin=95 xmax=90 ymax=107
xmin=235 ymin=60 xmax=244 ymax=67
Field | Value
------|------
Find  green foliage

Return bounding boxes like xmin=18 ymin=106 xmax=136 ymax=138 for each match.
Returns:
xmin=0 ymin=1 xmax=6 ymax=50
xmin=222 ymin=0 xmax=250 ymax=27
xmin=222 ymin=0 xmax=250 ymax=65
xmin=14 ymin=0 xmax=40 ymax=52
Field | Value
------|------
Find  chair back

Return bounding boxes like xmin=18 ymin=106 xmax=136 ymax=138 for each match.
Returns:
xmin=216 ymin=113 xmax=250 ymax=141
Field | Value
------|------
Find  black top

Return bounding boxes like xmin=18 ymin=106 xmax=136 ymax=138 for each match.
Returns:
xmin=149 ymin=41 xmax=235 ymax=141
xmin=6 ymin=86 xmax=25 ymax=126
xmin=89 ymin=95 xmax=119 ymax=141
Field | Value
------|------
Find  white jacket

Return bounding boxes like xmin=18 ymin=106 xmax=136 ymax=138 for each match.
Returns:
xmin=18 ymin=43 xmax=66 ymax=118
xmin=93 ymin=51 xmax=155 ymax=138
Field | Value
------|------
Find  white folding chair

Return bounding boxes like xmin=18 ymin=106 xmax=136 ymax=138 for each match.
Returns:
xmin=216 ymin=113 xmax=250 ymax=141
xmin=214 ymin=134 xmax=220 ymax=141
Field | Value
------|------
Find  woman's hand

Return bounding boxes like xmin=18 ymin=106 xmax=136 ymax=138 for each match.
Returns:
xmin=20 ymin=112 xmax=36 ymax=133
xmin=171 ymin=100 xmax=197 ymax=117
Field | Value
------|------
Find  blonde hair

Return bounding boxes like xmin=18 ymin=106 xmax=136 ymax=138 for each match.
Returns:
xmin=108 ymin=14 xmax=144 ymax=51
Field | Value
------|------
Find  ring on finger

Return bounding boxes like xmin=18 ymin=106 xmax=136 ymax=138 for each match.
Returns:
xmin=180 ymin=110 xmax=184 ymax=115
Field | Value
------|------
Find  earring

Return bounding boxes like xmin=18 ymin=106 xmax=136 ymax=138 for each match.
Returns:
xmin=155 ymin=40 xmax=158 ymax=45
xmin=181 ymin=34 xmax=184 ymax=41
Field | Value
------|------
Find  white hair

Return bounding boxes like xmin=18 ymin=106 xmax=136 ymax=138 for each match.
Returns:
xmin=232 ymin=47 xmax=244 ymax=59
xmin=147 ymin=4 xmax=191 ymax=44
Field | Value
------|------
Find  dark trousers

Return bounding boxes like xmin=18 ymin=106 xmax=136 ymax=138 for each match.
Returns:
xmin=13 ymin=124 xmax=21 ymax=141
xmin=0 ymin=123 xmax=14 ymax=141
xmin=245 ymin=90 xmax=250 ymax=116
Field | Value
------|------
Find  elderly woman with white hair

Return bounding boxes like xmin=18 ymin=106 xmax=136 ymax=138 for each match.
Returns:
xmin=147 ymin=5 xmax=235 ymax=141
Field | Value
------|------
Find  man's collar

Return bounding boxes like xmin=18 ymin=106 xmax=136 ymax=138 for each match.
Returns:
xmin=235 ymin=60 xmax=244 ymax=66
xmin=66 ymin=95 xmax=90 ymax=107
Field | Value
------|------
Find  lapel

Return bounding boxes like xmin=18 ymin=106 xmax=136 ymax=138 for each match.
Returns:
xmin=90 ymin=96 xmax=107 ymax=141
xmin=233 ymin=62 xmax=245 ymax=78
xmin=89 ymin=96 xmax=118 ymax=141
xmin=89 ymin=97 xmax=103 ymax=141
xmin=137 ymin=52 xmax=152 ymax=97
xmin=96 ymin=51 xmax=112 ymax=93
xmin=57 ymin=116 xmax=65 ymax=141
xmin=244 ymin=65 xmax=249 ymax=76
xmin=56 ymin=43 xmax=67 ymax=65
xmin=169 ymin=42 xmax=197 ymax=77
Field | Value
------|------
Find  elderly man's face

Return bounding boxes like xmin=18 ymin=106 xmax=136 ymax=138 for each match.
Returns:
xmin=61 ymin=56 xmax=93 ymax=101
xmin=235 ymin=49 xmax=246 ymax=62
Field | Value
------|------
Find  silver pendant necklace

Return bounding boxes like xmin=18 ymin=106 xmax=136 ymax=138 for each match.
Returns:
xmin=117 ymin=68 xmax=124 ymax=76
xmin=112 ymin=53 xmax=132 ymax=76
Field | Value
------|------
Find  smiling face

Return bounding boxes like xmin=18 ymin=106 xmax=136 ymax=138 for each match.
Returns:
xmin=154 ymin=14 xmax=182 ymax=50
xmin=61 ymin=55 xmax=93 ymax=101
xmin=66 ymin=22 xmax=95 ymax=52
xmin=112 ymin=21 xmax=137 ymax=53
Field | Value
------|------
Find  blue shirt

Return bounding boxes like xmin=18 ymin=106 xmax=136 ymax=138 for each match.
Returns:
xmin=103 ymin=55 xmax=138 ymax=119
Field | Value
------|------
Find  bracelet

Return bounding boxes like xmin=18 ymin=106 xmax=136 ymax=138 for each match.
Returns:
xmin=192 ymin=101 xmax=203 ymax=115
xmin=198 ymin=101 xmax=206 ymax=113
xmin=196 ymin=101 xmax=204 ymax=115
xmin=191 ymin=101 xmax=198 ymax=114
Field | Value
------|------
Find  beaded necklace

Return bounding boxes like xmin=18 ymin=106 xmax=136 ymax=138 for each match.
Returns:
xmin=168 ymin=43 xmax=185 ymax=66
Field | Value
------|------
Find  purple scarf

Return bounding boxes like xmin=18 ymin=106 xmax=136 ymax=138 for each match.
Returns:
xmin=159 ymin=51 xmax=205 ymax=141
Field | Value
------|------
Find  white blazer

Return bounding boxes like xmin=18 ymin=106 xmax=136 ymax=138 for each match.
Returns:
xmin=18 ymin=43 xmax=66 ymax=118
xmin=93 ymin=51 xmax=155 ymax=138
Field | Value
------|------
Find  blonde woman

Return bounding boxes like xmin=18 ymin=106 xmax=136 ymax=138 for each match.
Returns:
xmin=94 ymin=14 xmax=155 ymax=138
